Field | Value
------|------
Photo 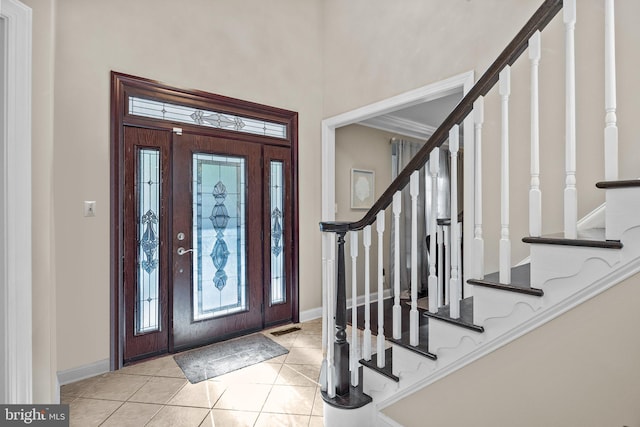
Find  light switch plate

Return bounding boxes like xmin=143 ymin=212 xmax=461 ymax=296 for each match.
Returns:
xmin=84 ymin=201 xmax=96 ymax=217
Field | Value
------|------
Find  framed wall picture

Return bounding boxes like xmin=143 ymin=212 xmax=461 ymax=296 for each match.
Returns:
xmin=351 ymin=168 xmax=375 ymax=210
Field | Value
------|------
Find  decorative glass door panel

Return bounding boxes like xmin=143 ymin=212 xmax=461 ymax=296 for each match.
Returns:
xmin=123 ymin=127 xmax=170 ymax=363
xmin=172 ymin=133 xmax=263 ymax=351
xmin=137 ymin=148 xmax=161 ymax=333
xmin=192 ymin=154 xmax=247 ymax=321
xmin=270 ymin=160 xmax=285 ymax=305
xmin=263 ymin=146 xmax=293 ymax=325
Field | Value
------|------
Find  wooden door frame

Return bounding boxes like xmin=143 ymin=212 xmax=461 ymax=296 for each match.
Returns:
xmin=110 ymin=72 xmax=299 ymax=369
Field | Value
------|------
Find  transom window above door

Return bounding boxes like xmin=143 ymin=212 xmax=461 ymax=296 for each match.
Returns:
xmin=128 ymin=96 xmax=288 ymax=139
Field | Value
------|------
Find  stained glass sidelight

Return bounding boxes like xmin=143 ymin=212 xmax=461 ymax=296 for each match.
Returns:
xmin=128 ymin=96 xmax=287 ymax=139
xmin=270 ymin=161 xmax=286 ymax=305
xmin=136 ymin=149 xmax=161 ymax=334
xmin=193 ymin=153 xmax=247 ymax=321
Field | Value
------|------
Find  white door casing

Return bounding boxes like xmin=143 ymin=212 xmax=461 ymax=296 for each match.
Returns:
xmin=0 ymin=0 xmax=32 ymax=404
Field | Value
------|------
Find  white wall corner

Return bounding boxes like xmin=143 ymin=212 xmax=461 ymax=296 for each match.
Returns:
xmin=1 ymin=0 xmax=33 ymax=404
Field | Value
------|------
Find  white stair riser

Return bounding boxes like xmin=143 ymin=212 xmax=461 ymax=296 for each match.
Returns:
xmin=362 ymin=367 xmax=398 ymax=401
xmin=391 ymin=344 xmax=436 ymax=379
xmin=473 ymin=286 xmax=542 ymax=324
xmin=480 ymin=302 xmax=538 ymax=341
xmin=605 ymin=187 xmax=640 ymax=240
xmin=428 ymin=318 xmax=483 ymax=354
xmin=538 ymin=257 xmax=615 ymax=303
xmin=530 ymin=244 xmax=620 ymax=288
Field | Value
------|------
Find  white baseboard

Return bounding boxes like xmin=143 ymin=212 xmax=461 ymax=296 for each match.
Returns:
xmin=299 ymin=307 xmax=323 ymax=323
xmin=57 ymin=358 xmax=110 ymax=386
xmin=299 ymin=288 xmax=394 ymax=324
xmin=54 ymin=377 xmax=60 ymax=404
xmin=350 ymin=288 xmax=393 ymax=310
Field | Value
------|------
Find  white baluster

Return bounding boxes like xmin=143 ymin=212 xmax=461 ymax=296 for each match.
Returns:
xmin=529 ymin=31 xmax=542 ymax=238
xmin=362 ymin=225 xmax=372 ymax=361
xmin=437 ymin=224 xmax=444 ymax=308
xmin=457 ymin=221 xmax=463 ymax=300
xmin=428 ymin=149 xmax=440 ymax=313
xmin=473 ymin=97 xmax=485 ymax=279
xmin=376 ymin=211 xmax=386 ymax=367
xmin=604 ymin=0 xmax=618 ymax=181
xmin=499 ymin=66 xmax=512 ymax=284
xmin=449 ymin=125 xmax=461 ymax=319
xmin=409 ymin=171 xmax=420 ymax=345
xmin=443 ymin=225 xmax=450 ymax=305
xmin=321 ymin=234 xmax=329 ymax=392
xmin=392 ymin=191 xmax=402 ymax=340
xmin=326 ymin=233 xmax=336 ymax=397
xmin=350 ymin=231 xmax=359 ymax=387
xmin=564 ymin=0 xmax=578 ymax=239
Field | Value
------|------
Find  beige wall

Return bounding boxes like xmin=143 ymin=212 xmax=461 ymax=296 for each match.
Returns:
xmin=29 ymin=0 xmax=323 ymax=374
xmin=383 ymin=272 xmax=640 ymax=426
xmin=335 ymin=125 xmax=394 ymax=224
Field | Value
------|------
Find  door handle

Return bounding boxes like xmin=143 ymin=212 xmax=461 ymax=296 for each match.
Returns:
xmin=177 ymin=247 xmax=194 ymax=256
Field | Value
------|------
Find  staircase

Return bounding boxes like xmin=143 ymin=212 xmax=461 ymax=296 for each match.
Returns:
xmin=318 ymin=0 xmax=640 ymax=425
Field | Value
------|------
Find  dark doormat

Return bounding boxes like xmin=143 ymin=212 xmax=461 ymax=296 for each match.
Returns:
xmin=173 ymin=334 xmax=289 ymax=383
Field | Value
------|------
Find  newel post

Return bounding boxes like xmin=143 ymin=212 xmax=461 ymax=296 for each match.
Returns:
xmin=334 ymin=231 xmax=350 ymax=396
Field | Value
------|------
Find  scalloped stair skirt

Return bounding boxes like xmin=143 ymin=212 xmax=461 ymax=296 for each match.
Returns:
xmin=326 ymin=182 xmax=640 ymax=427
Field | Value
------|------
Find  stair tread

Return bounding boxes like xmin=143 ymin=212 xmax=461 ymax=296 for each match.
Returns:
xmin=388 ymin=321 xmax=437 ymax=360
xmin=596 ymin=179 xmax=640 ymax=189
xmin=468 ymin=264 xmax=543 ymax=296
xmin=523 ymin=228 xmax=622 ymax=249
xmin=423 ymin=297 xmax=484 ymax=332
xmin=403 ymin=296 xmax=430 ymax=312
xmin=321 ymin=384 xmax=373 ymax=409
xmin=359 ymin=348 xmax=399 ymax=382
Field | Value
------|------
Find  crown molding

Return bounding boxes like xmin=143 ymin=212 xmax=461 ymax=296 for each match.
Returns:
xmin=359 ymin=114 xmax=437 ymax=140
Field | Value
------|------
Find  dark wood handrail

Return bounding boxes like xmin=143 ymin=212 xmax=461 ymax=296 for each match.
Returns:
xmin=320 ymin=0 xmax=562 ymax=233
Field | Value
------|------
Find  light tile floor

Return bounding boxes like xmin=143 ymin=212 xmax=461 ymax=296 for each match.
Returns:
xmin=61 ymin=319 xmax=325 ymax=427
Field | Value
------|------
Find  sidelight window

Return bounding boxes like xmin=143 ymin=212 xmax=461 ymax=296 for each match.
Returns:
xmin=136 ymin=148 xmax=161 ymax=334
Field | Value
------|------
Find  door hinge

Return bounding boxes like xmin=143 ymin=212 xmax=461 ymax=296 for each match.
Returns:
xmin=261 ymin=303 xmax=264 ymax=313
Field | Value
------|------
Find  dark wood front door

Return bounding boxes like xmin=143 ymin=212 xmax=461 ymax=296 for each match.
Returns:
xmin=171 ymin=133 xmax=264 ymax=351
xmin=122 ymin=128 xmax=294 ymax=362
xmin=113 ymin=73 xmax=299 ymax=367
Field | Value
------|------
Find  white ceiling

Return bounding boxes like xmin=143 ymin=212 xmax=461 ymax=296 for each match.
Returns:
xmin=359 ymin=91 xmax=463 ymax=141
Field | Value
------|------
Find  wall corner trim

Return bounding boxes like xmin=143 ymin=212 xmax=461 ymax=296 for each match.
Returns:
xmin=1 ymin=0 xmax=33 ymax=405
